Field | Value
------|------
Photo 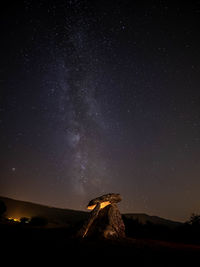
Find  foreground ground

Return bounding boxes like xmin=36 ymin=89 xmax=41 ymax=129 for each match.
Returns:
xmin=1 ymin=223 xmax=200 ymax=266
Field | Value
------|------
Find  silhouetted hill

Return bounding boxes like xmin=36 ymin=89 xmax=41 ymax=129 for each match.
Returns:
xmin=124 ymin=213 xmax=181 ymax=228
xmin=0 ymin=196 xmax=181 ymax=228
xmin=0 ymin=196 xmax=88 ymax=226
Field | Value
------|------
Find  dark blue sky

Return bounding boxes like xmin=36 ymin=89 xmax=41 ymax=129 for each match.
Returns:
xmin=1 ymin=0 xmax=200 ymax=221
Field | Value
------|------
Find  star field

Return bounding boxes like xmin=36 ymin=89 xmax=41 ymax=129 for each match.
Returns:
xmin=1 ymin=0 xmax=200 ymax=221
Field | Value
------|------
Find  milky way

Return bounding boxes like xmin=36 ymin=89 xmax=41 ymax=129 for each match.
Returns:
xmin=48 ymin=14 xmax=111 ymax=198
xmin=56 ymin=56 xmax=109 ymax=196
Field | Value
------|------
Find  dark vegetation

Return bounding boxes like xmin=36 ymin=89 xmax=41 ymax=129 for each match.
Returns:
xmin=123 ymin=214 xmax=200 ymax=245
xmin=1 ymin=196 xmax=200 ymax=265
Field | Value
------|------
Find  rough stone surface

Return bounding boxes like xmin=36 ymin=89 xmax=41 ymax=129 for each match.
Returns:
xmin=87 ymin=193 xmax=122 ymax=207
xmin=77 ymin=193 xmax=125 ymax=239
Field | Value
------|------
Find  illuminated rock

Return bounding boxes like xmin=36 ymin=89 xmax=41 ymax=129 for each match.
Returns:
xmin=87 ymin=193 xmax=122 ymax=210
xmin=77 ymin=193 xmax=125 ymax=239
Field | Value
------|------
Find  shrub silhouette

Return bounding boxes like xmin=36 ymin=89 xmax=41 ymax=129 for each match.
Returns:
xmin=30 ymin=216 xmax=48 ymax=226
xmin=188 ymin=213 xmax=200 ymax=226
xmin=20 ymin=217 xmax=30 ymax=224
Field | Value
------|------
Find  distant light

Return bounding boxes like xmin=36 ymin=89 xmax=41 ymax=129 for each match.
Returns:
xmin=12 ymin=167 xmax=16 ymax=172
xmin=8 ymin=217 xmax=20 ymax=222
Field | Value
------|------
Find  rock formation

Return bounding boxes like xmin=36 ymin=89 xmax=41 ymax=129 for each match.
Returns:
xmin=77 ymin=193 xmax=125 ymax=239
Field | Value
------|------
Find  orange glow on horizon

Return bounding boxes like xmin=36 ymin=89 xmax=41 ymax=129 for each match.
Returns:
xmin=8 ymin=217 xmax=20 ymax=222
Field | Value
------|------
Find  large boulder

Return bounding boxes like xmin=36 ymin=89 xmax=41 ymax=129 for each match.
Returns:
xmin=77 ymin=193 xmax=125 ymax=239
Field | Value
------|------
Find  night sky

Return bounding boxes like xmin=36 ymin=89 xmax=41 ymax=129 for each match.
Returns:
xmin=1 ymin=0 xmax=200 ymax=222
